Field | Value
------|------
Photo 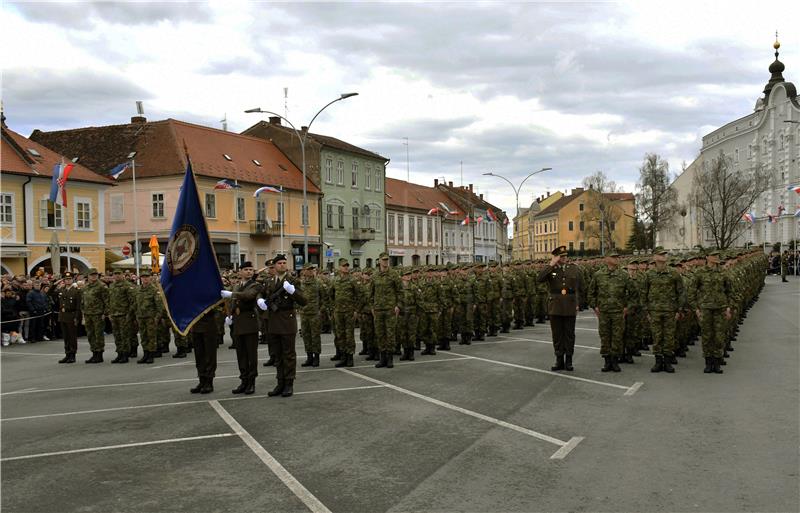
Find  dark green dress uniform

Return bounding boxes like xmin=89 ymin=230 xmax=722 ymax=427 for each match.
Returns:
xmin=56 ymin=274 xmax=81 ymax=363
xmin=189 ymin=308 xmax=218 ymax=394
xmin=538 ymin=247 xmax=584 ymax=371
xmin=264 ymin=259 xmax=306 ymax=398
xmin=230 ymin=272 xmax=263 ymax=395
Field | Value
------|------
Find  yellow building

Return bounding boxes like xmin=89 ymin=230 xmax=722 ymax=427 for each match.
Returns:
xmin=512 ymin=207 xmax=531 ymax=260
xmin=31 ymin=118 xmax=322 ymax=270
xmin=532 ymin=188 xmax=635 ymax=258
xmin=1 ymin=124 xmax=113 ymax=275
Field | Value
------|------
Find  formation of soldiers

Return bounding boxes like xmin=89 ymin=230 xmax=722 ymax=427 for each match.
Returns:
xmin=46 ymin=246 xmax=767 ymax=390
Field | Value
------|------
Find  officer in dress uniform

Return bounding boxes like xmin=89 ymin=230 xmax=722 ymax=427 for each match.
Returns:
xmin=220 ymin=261 xmax=263 ymax=395
xmin=57 ymin=272 xmax=81 ymax=363
xmin=537 ymin=245 xmax=583 ymax=372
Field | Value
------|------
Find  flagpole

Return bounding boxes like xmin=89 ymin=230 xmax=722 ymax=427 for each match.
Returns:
xmin=235 ymin=180 xmax=241 ymax=270
xmin=131 ymin=158 xmax=140 ymax=277
xmin=280 ymin=188 xmax=285 ymax=254
xmin=60 ymin=158 xmax=72 ymax=272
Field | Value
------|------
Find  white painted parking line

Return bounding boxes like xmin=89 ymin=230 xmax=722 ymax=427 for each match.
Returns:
xmin=624 ymin=382 xmax=644 ymax=396
xmin=210 ymin=400 xmax=332 ymax=513
xmin=1 ymin=356 xmax=470 ymax=396
xmin=492 ymin=335 xmax=656 ymax=358
xmin=0 ymin=433 xmax=237 ymax=462
xmin=0 ymin=351 xmax=65 ymax=356
xmin=338 ymin=368 xmax=583 ymax=460
xmin=0 ymin=385 xmax=386 ymax=423
xmin=447 ymin=351 xmax=633 ymax=392
xmin=575 ymin=327 xmax=599 ymax=332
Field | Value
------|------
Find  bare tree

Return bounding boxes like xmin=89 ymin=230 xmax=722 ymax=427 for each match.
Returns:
xmin=636 ymin=153 xmax=679 ymax=249
xmin=582 ymin=171 xmax=623 ymax=253
xmin=690 ymin=151 xmax=770 ymax=249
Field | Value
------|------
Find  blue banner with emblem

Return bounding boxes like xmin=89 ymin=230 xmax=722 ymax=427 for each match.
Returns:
xmin=160 ymin=160 xmax=223 ymax=335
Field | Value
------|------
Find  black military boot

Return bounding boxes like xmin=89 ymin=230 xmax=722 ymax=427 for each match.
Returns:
xmin=513 ymin=321 xmax=523 ymax=330
xmin=394 ymin=344 xmax=402 ymax=355
xmin=723 ymin=349 xmax=730 ymax=358
xmin=712 ymin=357 xmax=724 ymax=374
xmin=601 ymin=356 xmax=613 ymax=372
xmin=407 ymin=347 xmax=415 ymax=361
xmin=129 ymin=347 xmax=138 ymax=358
xmin=488 ymin=326 xmax=498 ymax=337
xmin=386 ymin=352 xmax=394 ymax=369
xmin=118 ymin=352 xmax=129 ymax=364
xmin=58 ymin=354 xmax=71 ymax=364
xmin=190 ymin=380 xmax=203 ymax=393
xmin=111 ymin=352 xmax=122 ymax=364
xmin=85 ymin=352 xmax=98 ymax=364
xmin=703 ymin=357 xmax=713 ymax=373
xmin=232 ymin=380 xmax=247 ymax=394
xmin=152 ymin=349 xmax=162 ymax=358
xmin=66 ymin=353 xmax=76 ymax=363
xmin=662 ymin=357 xmax=675 ymax=373
xmin=675 ymin=347 xmax=687 ymax=358
xmin=330 ymin=348 xmax=342 ymax=361
xmin=500 ymin=324 xmax=510 ymax=334
xmin=669 ymin=355 xmax=678 ymax=365
xmin=651 ymin=355 xmax=664 ymax=373
xmin=358 ymin=342 xmax=368 ymax=356
xmin=463 ymin=333 xmax=472 ymax=346
xmin=414 ymin=340 xmax=421 ymax=350
xmin=263 ymin=355 xmax=275 ymax=367
xmin=335 ymin=353 xmax=349 ymax=368
xmin=400 ymin=347 xmax=411 ymax=361
xmin=366 ymin=348 xmax=378 ymax=361
xmin=267 ymin=381 xmax=285 ymax=397
xmin=173 ymin=348 xmax=187 ymax=358
xmin=436 ymin=340 xmax=446 ymax=350
xmin=312 ymin=353 xmax=320 ymax=367
xmin=442 ymin=339 xmax=451 ymax=351
xmin=346 ymin=353 xmax=354 ymax=367
xmin=551 ymin=354 xmax=565 ymax=371
xmin=375 ymin=351 xmax=388 ymax=368
xmin=301 ymin=352 xmax=313 ymax=367
xmin=281 ymin=380 xmax=294 ymax=397
xmin=474 ymin=331 xmax=485 ymax=341
xmin=244 ymin=378 xmax=255 ymax=395
xmin=564 ymin=354 xmax=574 ymax=371
xmin=611 ymin=356 xmax=621 ymax=372
xmin=200 ymin=378 xmax=214 ymax=394
xmin=623 ymin=351 xmax=634 ymax=364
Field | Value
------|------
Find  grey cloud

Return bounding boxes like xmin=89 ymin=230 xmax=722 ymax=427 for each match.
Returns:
xmin=7 ymin=1 xmax=213 ymax=29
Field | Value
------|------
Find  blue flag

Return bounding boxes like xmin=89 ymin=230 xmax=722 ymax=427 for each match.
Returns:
xmin=160 ymin=160 xmax=223 ymax=335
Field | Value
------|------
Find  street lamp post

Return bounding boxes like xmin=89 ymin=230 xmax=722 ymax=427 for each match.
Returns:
xmin=246 ymin=93 xmax=358 ymax=264
xmin=483 ymin=167 xmax=551 ymax=259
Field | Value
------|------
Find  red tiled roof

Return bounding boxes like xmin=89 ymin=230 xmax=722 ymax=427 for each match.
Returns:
xmin=385 ymin=178 xmax=459 ymax=213
xmin=537 ymin=190 xmax=634 ymax=216
xmin=30 ymin=119 xmax=319 ymax=193
xmin=2 ymin=127 xmax=114 ymax=185
xmin=436 ymin=184 xmax=509 ymax=221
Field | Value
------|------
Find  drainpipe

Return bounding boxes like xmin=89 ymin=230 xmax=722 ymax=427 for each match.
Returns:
xmin=21 ymin=176 xmax=32 ymax=272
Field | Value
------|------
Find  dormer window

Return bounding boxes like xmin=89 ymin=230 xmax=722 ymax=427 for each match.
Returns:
xmin=252 ymin=159 xmax=261 ymax=167
xmin=223 ymin=154 xmax=232 ymax=161
xmin=27 ymin=148 xmax=41 ymax=157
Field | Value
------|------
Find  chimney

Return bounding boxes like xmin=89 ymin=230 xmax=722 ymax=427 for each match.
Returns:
xmin=479 ymin=193 xmax=483 ymax=200
xmin=130 ymin=116 xmax=146 ymax=124
xmin=448 ymin=181 xmax=453 ymax=187
xmin=547 ymin=191 xmax=551 ymax=197
xmin=468 ymin=183 xmax=473 ymax=192
xmin=434 ymin=178 xmax=439 ymax=186
xmin=301 ymin=126 xmax=308 ymax=134
xmin=571 ymin=187 xmax=584 ymax=195
xmin=269 ymin=116 xmax=281 ymax=125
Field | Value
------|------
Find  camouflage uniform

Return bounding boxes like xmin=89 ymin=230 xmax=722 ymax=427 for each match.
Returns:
xmin=419 ymin=273 xmax=442 ymax=355
xmin=588 ymin=264 xmax=632 ymax=371
xmin=370 ymin=262 xmax=402 ymax=365
xmin=359 ymin=278 xmax=376 ymax=359
xmin=689 ymin=260 xmax=735 ymax=373
xmin=437 ymin=272 xmax=454 ymax=348
xmin=108 ymin=276 xmax=134 ymax=357
xmin=511 ymin=268 xmax=527 ymax=329
xmin=499 ymin=270 xmax=514 ymax=332
xmin=81 ymin=277 xmax=109 ymax=360
xmin=642 ymin=262 xmax=685 ymax=370
xmin=455 ymin=271 xmax=476 ymax=344
xmin=135 ymin=280 xmax=161 ymax=359
xmin=332 ymin=271 xmax=359 ymax=358
xmin=399 ymin=273 xmax=420 ymax=359
xmin=300 ymin=273 xmax=323 ymax=361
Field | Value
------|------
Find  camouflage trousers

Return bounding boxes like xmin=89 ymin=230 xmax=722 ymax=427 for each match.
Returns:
xmin=360 ymin=312 xmax=375 ymax=349
xmin=525 ymin=295 xmax=536 ymax=324
xmin=84 ymin=314 xmax=105 ymax=352
xmin=334 ymin=310 xmax=356 ymax=355
xmin=623 ymin=310 xmax=640 ymax=352
xmin=598 ymin=311 xmax=625 ymax=357
xmin=301 ymin=313 xmax=321 ymax=354
xmin=173 ymin=327 xmax=188 ymax=349
xmin=127 ymin=312 xmax=138 ymax=350
xmin=110 ymin=315 xmax=131 ymax=353
xmin=500 ymin=298 xmax=513 ymax=326
xmin=700 ymin=308 xmax=726 ymax=358
xmin=457 ymin=303 xmax=474 ymax=334
xmin=649 ymin=311 xmax=676 ymax=357
xmin=488 ymin=301 xmax=501 ymax=328
xmin=474 ymin=304 xmax=488 ymax=334
xmin=137 ymin=317 xmax=157 ymax=352
xmin=374 ymin=309 xmax=398 ymax=352
xmin=157 ymin=319 xmax=171 ymax=349
xmin=438 ymin=307 xmax=452 ymax=341
xmin=399 ymin=313 xmax=419 ymax=349
xmin=419 ymin=311 xmax=440 ymax=344
xmin=513 ymin=297 xmax=526 ymax=325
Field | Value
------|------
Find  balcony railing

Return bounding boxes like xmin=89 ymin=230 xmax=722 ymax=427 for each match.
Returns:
xmin=350 ymin=228 xmax=376 ymax=241
xmin=249 ymin=220 xmax=283 ymax=236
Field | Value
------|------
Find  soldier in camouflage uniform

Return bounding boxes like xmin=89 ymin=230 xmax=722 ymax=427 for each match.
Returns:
xmin=126 ymin=271 xmax=140 ymax=358
xmin=399 ymin=269 xmax=420 ymax=360
xmin=419 ymin=268 xmax=442 ymax=355
xmin=154 ymin=285 xmax=171 ymax=358
xmin=331 ymin=258 xmax=358 ymax=367
xmin=623 ymin=259 xmax=643 ymax=361
xmin=587 ymin=252 xmax=632 ymax=372
xmin=359 ymin=270 xmax=377 ymax=360
xmin=525 ymin=263 xmax=538 ymax=326
xmin=486 ymin=263 xmax=502 ymax=336
xmin=370 ymin=252 xmax=402 ymax=368
xmin=437 ymin=267 xmax=455 ymax=350
xmin=299 ymin=263 xmax=322 ymax=368
xmin=511 ymin=265 xmax=527 ymax=330
xmin=134 ymin=271 xmax=160 ymax=364
xmin=81 ymin=268 xmax=109 ymax=364
xmin=636 ymin=259 xmax=653 ymax=349
xmin=473 ymin=265 xmax=488 ymax=341
xmin=108 ymin=269 xmax=133 ymax=363
xmin=455 ymin=266 xmax=476 ymax=345
xmin=689 ymin=251 xmax=734 ymax=374
xmin=642 ymin=250 xmax=685 ymax=373
xmin=499 ymin=266 xmax=514 ymax=333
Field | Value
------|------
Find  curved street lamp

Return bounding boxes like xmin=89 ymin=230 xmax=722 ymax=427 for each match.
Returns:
xmin=245 ymin=93 xmax=359 ymax=263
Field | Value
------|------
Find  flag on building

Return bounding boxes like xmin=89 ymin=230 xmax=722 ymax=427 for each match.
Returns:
xmin=446 ymin=210 xmax=460 ymax=217
xmin=254 ymin=185 xmax=283 ymax=197
xmin=160 ymin=160 xmax=224 ymax=335
xmin=794 ymin=208 xmax=800 ymax=218
xmin=475 ymin=215 xmax=484 ymax=224
xmin=742 ymin=212 xmax=755 ymax=223
xmin=486 ymin=208 xmax=497 ymax=222
xmin=427 ymin=207 xmax=440 ymax=215
xmin=104 ymin=163 xmax=129 ymax=179
xmin=49 ymin=162 xmax=75 ymax=207
xmin=461 ymin=216 xmax=470 ymax=226
xmin=503 ymin=217 xmax=509 ymax=226
xmin=214 ymin=178 xmax=241 ymax=190
xmin=787 ymin=185 xmax=800 ymax=194
xmin=777 ymin=205 xmax=786 ymax=216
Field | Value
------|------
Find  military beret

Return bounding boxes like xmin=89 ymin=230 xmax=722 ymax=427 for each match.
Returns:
xmin=87 ymin=268 xmax=99 ymax=275
xmin=272 ymin=254 xmax=287 ymax=264
xmin=655 ymin=250 xmax=669 ymax=256
xmin=241 ymin=261 xmax=254 ymax=269
xmin=63 ymin=271 xmax=73 ymax=279
xmin=379 ymin=252 xmax=389 ymax=259
xmin=140 ymin=270 xmax=151 ymax=277
xmin=551 ymin=245 xmax=568 ymax=256
xmin=302 ymin=263 xmax=316 ymax=270
xmin=338 ymin=258 xmax=349 ymax=266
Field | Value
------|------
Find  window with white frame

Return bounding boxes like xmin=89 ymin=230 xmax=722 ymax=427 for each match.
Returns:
xmin=427 ymin=218 xmax=433 ymax=244
xmin=39 ymin=199 xmax=63 ymax=228
xmin=75 ymin=199 xmax=91 ymax=230
xmin=352 ymin=207 xmax=359 ymax=229
xmin=236 ymin=197 xmax=245 ymax=221
xmin=399 ymin=215 xmax=406 ymax=244
xmin=416 ymin=217 xmax=423 ymax=245
xmin=326 ymin=204 xmax=334 ymax=229
xmin=301 ymin=203 xmax=309 ymax=226
xmin=110 ymin=193 xmax=124 ymax=221
xmin=205 ymin=193 xmax=216 ymax=218
xmin=1 ymin=193 xmax=14 ymax=225
xmin=338 ymin=205 xmax=345 ymax=229
xmin=152 ymin=192 xmax=165 ymax=218
xmin=337 ymin=161 xmax=344 ymax=185
xmin=374 ymin=207 xmax=382 ymax=231
xmin=365 ymin=167 xmax=372 ymax=190
xmin=351 ymin=161 xmax=358 ymax=188
xmin=325 ymin=159 xmax=333 ymax=183
xmin=388 ymin=213 xmax=395 ymax=241
xmin=277 ymin=201 xmax=285 ymax=224
xmin=375 ymin=170 xmax=382 ymax=191
xmin=256 ymin=199 xmax=266 ymax=221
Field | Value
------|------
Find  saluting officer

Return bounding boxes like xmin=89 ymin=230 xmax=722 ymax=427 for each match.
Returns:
xmin=221 ymin=261 xmax=262 ymax=395
xmin=538 ymin=245 xmax=583 ymax=372
xmin=57 ymin=272 xmax=81 ymax=364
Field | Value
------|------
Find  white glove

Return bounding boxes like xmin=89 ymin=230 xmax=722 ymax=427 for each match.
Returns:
xmin=257 ymin=298 xmax=268 ymax=311
xmin=224 ymin=316 xmax=232 ymax=326
xmin=220 ymin=290 xmax=232 ymax=298
xmin=282 ymin=281 xmax=296 ymax=294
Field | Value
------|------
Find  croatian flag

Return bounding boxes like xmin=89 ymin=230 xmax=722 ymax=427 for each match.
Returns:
xmin=446 ymin=210 xmax=460 ymax=217
xmin=105 ymin=163 xmax=128 ymax=179
xmin=787 ymin=185 xmax=800 ymax=194
xmin=214 ymin=179 xmax=241 ymax=190
xmin=49 ymin=162 xmax=75 ymax=207
xmin=768 ymin=214 xmax=777 ymax=224
xmin=794 ymin=208 xmax=800 ymax=218
xmin=742 ymin=212 xmax=755 ymax=223
xmin=503 ymin=217 xmax=509 ymax=226
xmin=486 ymin=208 xmax=498 ymax=222
xmin=253 ymin=185 xmax=283 ymax=197
xmin=475 ymin=215 xmax=484 ymax=225
xmin=427 ymin=207 xmax=440 ymax=215
xmin=461 ymin=216 xmax=470 ymax=226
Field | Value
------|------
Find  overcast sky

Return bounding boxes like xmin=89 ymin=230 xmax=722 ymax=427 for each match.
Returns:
xmin=3 ymin=1 xmax=798 ymax=219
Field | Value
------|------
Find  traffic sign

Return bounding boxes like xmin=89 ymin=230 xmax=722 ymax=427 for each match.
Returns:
xmin=121 ymin=244 xmax=132 ymax=257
